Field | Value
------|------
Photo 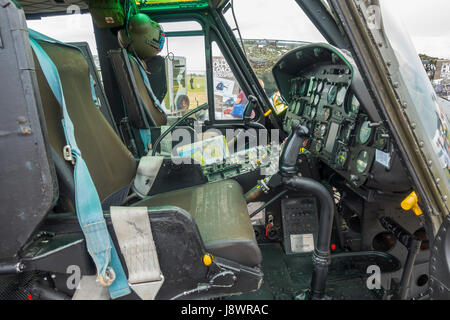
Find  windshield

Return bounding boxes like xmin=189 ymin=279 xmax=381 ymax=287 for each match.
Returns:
xmin=222 ymin=0 xmax=326 ymax=100
xmin=378 ymin=1 xmax=450 ymax=193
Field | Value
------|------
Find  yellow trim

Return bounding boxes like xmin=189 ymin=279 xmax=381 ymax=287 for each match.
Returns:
xmin=264 ymin=109 xmax=272 ymax=117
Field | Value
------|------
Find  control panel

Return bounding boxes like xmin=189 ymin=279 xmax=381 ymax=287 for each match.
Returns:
xmin=273 ymin=44 xmax=408 ymax=191
xmin=202 ymin=145 xmax=280 ymax=183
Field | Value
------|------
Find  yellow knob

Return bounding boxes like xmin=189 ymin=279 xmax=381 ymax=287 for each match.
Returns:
xmin=264 ymin=109 xmax=272 ymax=117
xmin=401 ymin=191 xmax=423 ymax=216
xmin=203 ymin=254 xmax=213 ymax=266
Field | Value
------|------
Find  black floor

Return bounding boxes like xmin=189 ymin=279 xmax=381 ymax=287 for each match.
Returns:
xmin=228 ymin=243 xmax=383 ymax=300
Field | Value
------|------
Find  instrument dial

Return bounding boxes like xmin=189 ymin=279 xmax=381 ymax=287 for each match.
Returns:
xmin=291 ymin=80 xmax=298 ymax=97
xmin=340 ymin=123 xmax=352 ymax=142
xmin=336 ymin=86 xmax=347 ymax=106
xmin=315 ymin=140 xmax=323 ymax=153
xmin=304 ymin=105 xmax=312 ymax=118
xmin=317 ymin=80 xmax=324 ymax=93
xmin=312 ymin=79 xmax=318 ymax=92
xmin=310 ymin=107 xmax=317 ymax=119
xmin=299 ymin=79 xmax=308 ymax=96
xmin=318 ymin=123 xmax=327 ymax=137
xmin=335 ymin=147 xmax=349 ymax=169
xmin=323 ymin=107 xmax=331 ymax=121
xmin=357 ymin=120 xmax=373 ymax=145
xmin=355 ymin=150 xmax=370 ymax=173
xmin=375 ymin=128 xmax=389 ymax=150
xmin=290 ymin=101 xmax=296 ymax=112
xmin=345 ymin=93 xmax=360 ymax=115
xmin=327 ymin=85 xmax=338 ymax=104
xmin=295 ymin=101 xmax=302 ymax=114
xmin=313 ymin=94 xmax=320 ymax=106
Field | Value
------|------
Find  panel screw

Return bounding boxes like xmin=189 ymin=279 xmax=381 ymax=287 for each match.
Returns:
xmin=393 ymin=82 xmax=399 ymax=88
xmin=419 ymin=141 xmax=424 ymax=147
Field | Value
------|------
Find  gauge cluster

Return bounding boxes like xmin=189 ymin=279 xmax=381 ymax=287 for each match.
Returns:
xmin=273 ymin=44 xmax=400 ymax=189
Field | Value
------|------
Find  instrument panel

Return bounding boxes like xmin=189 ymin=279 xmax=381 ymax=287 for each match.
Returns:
xmin=273 ymin=44 xmax=397 ymax=189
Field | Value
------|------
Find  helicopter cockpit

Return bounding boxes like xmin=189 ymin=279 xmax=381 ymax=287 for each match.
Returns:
xmin=0 ymin=0 xmax=445 ymax=301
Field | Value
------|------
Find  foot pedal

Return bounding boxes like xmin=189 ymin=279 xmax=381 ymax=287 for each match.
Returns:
xmin=281 ymin=197 xmax=319 ymax=255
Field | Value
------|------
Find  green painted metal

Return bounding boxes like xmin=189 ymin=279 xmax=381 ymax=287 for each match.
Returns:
xmin=136 ymin=0 xmax=209 ymax=11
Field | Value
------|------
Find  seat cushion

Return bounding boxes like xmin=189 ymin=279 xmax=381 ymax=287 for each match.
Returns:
xmin=134 ymin=180 xmax=262 ymax=267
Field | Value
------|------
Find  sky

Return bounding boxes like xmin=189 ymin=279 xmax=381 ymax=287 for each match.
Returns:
xmin=26 ymin=0 xmax=450 ymax=64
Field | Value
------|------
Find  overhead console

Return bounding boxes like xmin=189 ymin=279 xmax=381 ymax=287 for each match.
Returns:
xmin=272 ymin=44 xmax=410 ymax=192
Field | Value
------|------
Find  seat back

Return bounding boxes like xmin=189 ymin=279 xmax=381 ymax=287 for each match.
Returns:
xmin=144 ymin=55 xmax=167 ymax=103
xmin=109 ymin=49 xmax=167 ymax=128
xmin=32 ymin=41 xmax=137 ymax=207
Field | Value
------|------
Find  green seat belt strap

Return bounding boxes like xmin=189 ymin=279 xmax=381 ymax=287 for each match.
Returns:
xmin=29 ymin=33 xmax=130 ymax=299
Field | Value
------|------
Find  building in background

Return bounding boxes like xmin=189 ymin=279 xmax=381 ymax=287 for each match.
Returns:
xmin=420 ymin=55 xmax=450 ymax=100
xmin=434 ymin=59 xmax=450 ymax=84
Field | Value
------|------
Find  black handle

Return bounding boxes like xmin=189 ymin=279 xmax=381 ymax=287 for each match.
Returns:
xmin=279 ymin=120 xmax=309 ymax=176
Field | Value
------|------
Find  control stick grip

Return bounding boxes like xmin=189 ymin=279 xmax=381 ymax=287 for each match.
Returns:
xmin=279 ymin=120 xmax=309 ymax=176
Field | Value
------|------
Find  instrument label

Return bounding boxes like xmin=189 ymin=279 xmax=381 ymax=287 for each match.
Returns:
xmin=290 ymin=233 xmax=315 ymax=253
xmin=376 ymin=149 xmax=391 ymax=169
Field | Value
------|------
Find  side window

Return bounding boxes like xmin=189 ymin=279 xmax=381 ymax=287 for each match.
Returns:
xmin=212 ymin=41 xmax=246 ymax=120
xmin=159 ymin=21 xmax=208 ymax=118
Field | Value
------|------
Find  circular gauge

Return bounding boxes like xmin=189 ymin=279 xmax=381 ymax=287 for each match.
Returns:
xmin=312 ymin=79 xmax=318 ymax=92
xmin=336 ymin=86 xmax=347 ymax=106
xmin=304 ymin=121 xmax=313 ymax=133
xmin=317 ymin=80 xmax=324 ymax=93
xmin=355 ymin=150 xmax=370 ymax=173
xmin=351 ymin=95 xmax=360 ymax=113
xmin=375 ymin=128 xmax=388 ymax=149
xmin=335 ymin=147 xmax=349 ymax=169
xmin=310 ymin=107 xmax=317 ymax=119
xmin=304 ymin=105 xmax=312 ymax=118
xmin=295 ymin=100 xmax=303 ymax=115
xmin=287 ymin=119 xmax=293 ymax=128
xmin=290 ymin=101 xmax=296 ymax=112
xmin=340 ymin=123 xmax=352 ymax=142
xmin=302 ymin=137 xmax=310 ymax=148
xmin=291 ymin=81 xmax=298 ymax=97
xmin=299 ymin=79 xmax=308 ymax=96
xmin=315 ymin=140 xmax=323 ymax=153
xmin=358 ymin=120 xmax=373 ymax=145
xmin=327 ymin=85 xmax=338 ymax=104
xmin=318 ymin=123 xmax=327 ymax=137
xmin=345 ymin=93 xmax=360 ymax=115
xmin=323 ymin=107 xmax=332 ymax=121
xmin=313 ymin=94 xmax=321 ymax=106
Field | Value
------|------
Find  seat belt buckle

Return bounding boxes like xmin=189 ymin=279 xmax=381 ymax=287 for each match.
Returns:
xmin=129 ymin=274 xmax=165 ymax=300
xmin=63 ymin=145 xmax=75 ymax=165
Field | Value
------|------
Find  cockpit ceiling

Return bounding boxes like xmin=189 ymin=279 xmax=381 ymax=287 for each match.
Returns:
xmin=19 ymin=0 xmax=227 ymax=16
xmin=19 ymin=0 xmax=88 ymax=16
